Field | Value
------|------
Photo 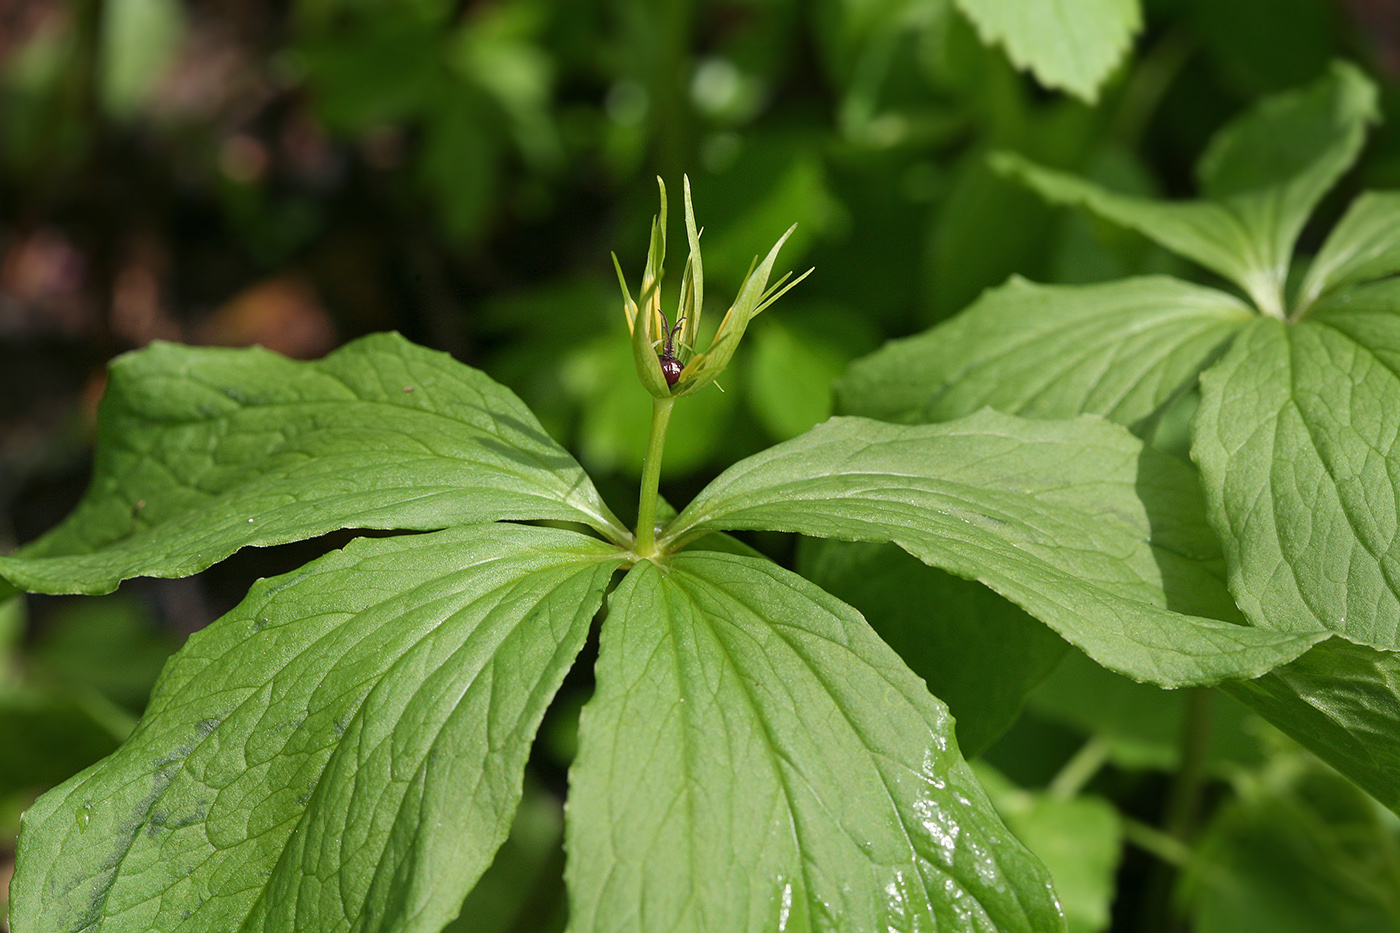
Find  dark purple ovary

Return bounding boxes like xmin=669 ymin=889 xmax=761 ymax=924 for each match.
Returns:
xmin=658 ymin=311 xmax=686 ymax=387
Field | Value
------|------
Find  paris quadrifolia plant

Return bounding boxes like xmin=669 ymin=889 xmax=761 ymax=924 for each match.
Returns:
xmin=0 ymin=171 xmax=1345 ymax=933
xmin=613 ymin=175 xmax=810 ymax=558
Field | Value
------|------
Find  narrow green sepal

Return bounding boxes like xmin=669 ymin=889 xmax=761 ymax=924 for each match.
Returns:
xmin=632 ymin=296 xmax=672 ymax=398
xmin=672 ymin=224 xmax=809 ymax=398
xmin=681 ymin=176 xmax=704 ymax=343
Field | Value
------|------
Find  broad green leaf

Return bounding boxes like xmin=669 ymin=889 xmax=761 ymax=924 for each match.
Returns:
xmin=664 ymin=411 xmax=1323 ymax=687
xmin=1178 ymin=751 xmax=1400 ymax=932
xmin=1193 ymin=61 xmax=1376 ymax=202
xmin=566 ymin=551 xmax=1065 ymax=933
xmin=1296 ymin=191 xmax=1400 ymax=313
xmin=952 ymin=0 xmax=1141 ymax=102
xmin=1225 ymin=638 xmax=1400 ymax=813
xmin=975 ymin=765 xmax=1121 ymax=933
xmin=0 ymin=333 xmax=626 ymax=595
xmin=799 ymin=538 xmax=1066 ymax=757
xmin=836 ymin=275 xmax=1251 ymax=434
xmin=1193 ymin=280 xmax=1400 ymax=648
xmin=993 ymin=62 xmax=1379 ymax=318
xmin=10 ymin=523 xmax=623 ymax=933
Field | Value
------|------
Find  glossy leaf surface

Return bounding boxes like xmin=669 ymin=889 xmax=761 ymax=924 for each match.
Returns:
xmin=11 ymin=524 xmax=623 ymax=933
xmin=565 ymin=551 xmax=1065 ymax=933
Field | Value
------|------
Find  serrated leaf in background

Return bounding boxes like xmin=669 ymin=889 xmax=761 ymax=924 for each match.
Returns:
xmin=953 ymin=0 xmax=1142 ymax=102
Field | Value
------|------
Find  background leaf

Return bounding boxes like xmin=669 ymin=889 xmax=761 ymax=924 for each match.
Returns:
xmin=952 ymin=0 xmax=1142 ymax=102
xmin=444 ymin=781 xmax=567 ymax=933
xmin=993 ymin=62 xmax=1379 ymax=317
xmin=666 ymin=410 xmax=1321 ymax=687
xmin=0 ymin=334 xmax=626 ymax=595
xmin=836 ymin=275 xmax=1251 ymax=434
xmin=1194 ymin=61 xmax=1377 ymax=203
xmin=1177 ymin=751 xmax=1400 ymax=932
xmin=565 ymin=551 xmax=1065 ymax=933
xmin=992 ymin=151 xmax=1283 ymax=314
xmin=25 ymin=595 xmax=177 ymax=712
xmin=746 ymin=314 xmax=874 ymax=441
xmin=11 ymin=524 xmax=623 ymax=933
xmin=0 ymin=689 xmax=130 ymax=797
xmin=1296 ymin=191 xmax=1400 ymax=312
xmin=1029 ymin=649 xmax=1270 ymax=774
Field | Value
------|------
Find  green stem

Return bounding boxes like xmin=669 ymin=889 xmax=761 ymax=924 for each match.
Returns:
xmin=1141 ymin=686 xmax=1214 ymax=933
xmin=634 ymin=396 xmax=676 ymax=558
xmin=1163 ymin=687 xmax=1214 ymax=842
xmin=1113 ymin=28 xmax=1193 ymax=151
xmin=1122 ymin=817 xmax=1193 ymax=868
xmin=1048 ymin=736 xmax=1110 ymax=800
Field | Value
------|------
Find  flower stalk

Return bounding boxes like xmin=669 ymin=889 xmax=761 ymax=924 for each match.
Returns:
xmin=634 ymin=396 xmax=675 ymax=558
xmin=616 ymin=175 xmax=811 ymax=555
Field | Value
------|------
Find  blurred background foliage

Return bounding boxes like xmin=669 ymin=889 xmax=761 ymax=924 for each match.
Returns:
xmin=2 ymin=0 xmax=1400 ymax=930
